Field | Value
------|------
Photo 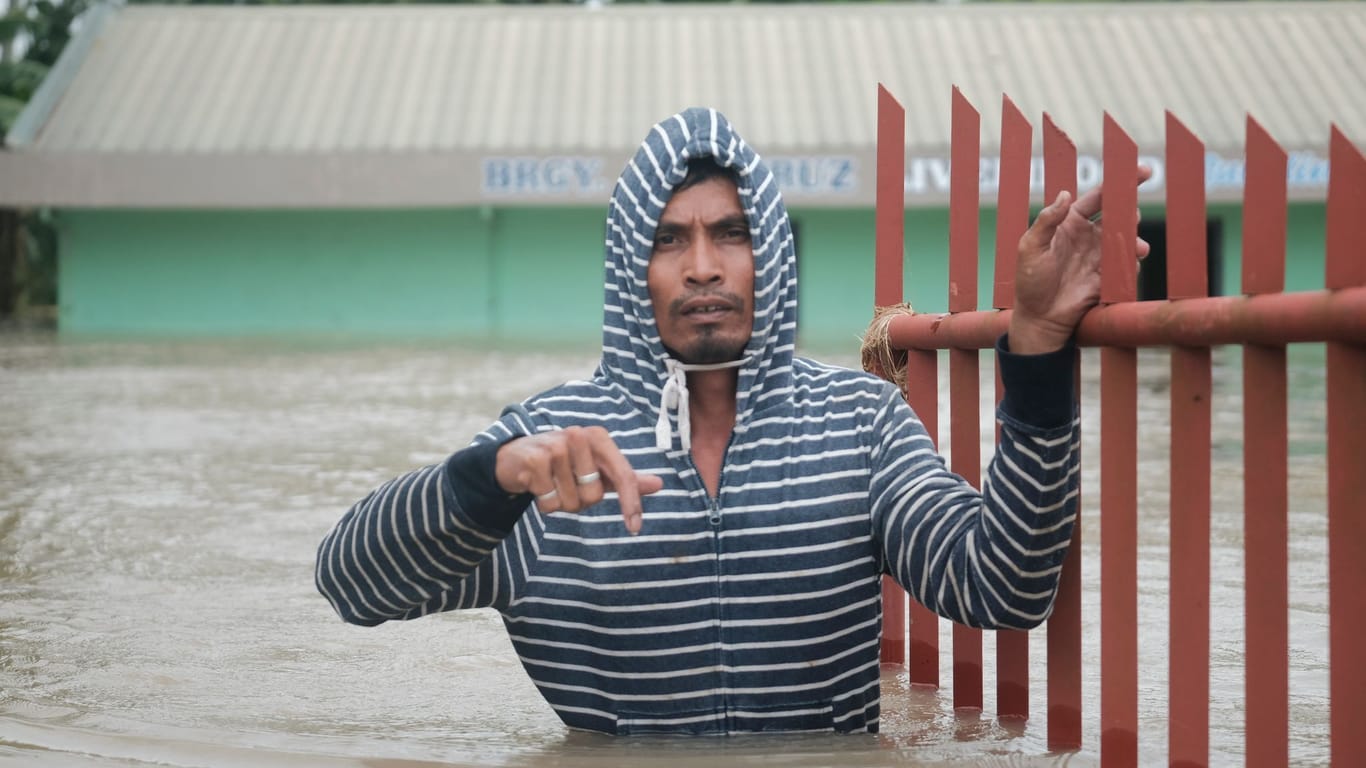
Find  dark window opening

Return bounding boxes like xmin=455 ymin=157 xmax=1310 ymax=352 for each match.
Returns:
xmin=1136 ymin=218 xmax=1224 ymax=301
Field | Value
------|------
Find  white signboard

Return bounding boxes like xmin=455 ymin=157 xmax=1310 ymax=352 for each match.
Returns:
xmin=766 ymin=156 xmax=859 ymax=196
xmin=482 ymin=157 xmax=610 ymax=197
xmin=480 ymin=155 xmax=860 ymax=200
xmin=476 ymin=150 xmax=1330 ymax=204
xmin=905 ymin=152 xmax=1329 ymax=197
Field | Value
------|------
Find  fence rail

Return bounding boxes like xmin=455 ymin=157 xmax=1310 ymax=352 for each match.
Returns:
xmin=871 ymin=85 xmax=1365 ymax=767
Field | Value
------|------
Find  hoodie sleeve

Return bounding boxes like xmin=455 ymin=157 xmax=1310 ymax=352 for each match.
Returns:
xmin=314 ymin=409 xmax=546 ymax=626
xmin=869 ymin=338 xmax=1079 ymax=631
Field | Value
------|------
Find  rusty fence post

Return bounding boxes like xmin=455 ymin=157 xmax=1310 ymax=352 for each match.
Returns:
xmin=993 ymin=94 xmax=1033 ymax=723
xmin=876 ymin=84 xmax=908 ymax=669
xmin=1042 ymin=111 xmax=1083 ymax=753
xmin=1324 ymin=125 xmax=1366 ymax=767
xmin=948 ymin=85 xmax=984 ymax=712
xmin=1098 ymin=113 xmax=1140 ymax=768
xmin=1165 ymin=111 xmax=1212 ymax=768
xmin=1242 ymin=115 xmax=1290 ymax=768
xmin=878 ymin=82 xmax=942 ymax=690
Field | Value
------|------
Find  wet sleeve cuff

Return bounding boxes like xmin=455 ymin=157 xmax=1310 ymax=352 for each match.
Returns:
xmin=444 ymin=439 xmax=531 ymax=535
xmin=996 ymin=333 xmax=1075 ymax=429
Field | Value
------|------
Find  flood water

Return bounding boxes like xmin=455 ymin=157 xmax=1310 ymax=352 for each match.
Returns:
xmin=0 ymin=334 xmax=1331 ymax=767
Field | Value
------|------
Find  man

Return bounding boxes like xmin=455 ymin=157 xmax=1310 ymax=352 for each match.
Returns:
xmin=316 ymin=107 xmax=1148 ymax=735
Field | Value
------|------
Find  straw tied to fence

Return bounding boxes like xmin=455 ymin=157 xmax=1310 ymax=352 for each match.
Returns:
xmin=864 ymin=86 xmax=1364 ymax=768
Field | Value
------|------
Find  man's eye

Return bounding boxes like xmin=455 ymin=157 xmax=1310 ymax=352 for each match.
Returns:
xmin=655 ymin=234 xmax=677 ymax=247
xmin=725 ymin=228 xmax=748 ymax=241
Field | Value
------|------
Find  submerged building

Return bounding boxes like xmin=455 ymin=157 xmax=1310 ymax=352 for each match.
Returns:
xmin=1 ymin=2 xmax=1361 ymax=346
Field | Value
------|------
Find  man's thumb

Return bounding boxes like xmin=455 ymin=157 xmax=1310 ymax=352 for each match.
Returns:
xmin=1025 ymin=190 xmax=1071 ymax=246
xmin=1040 ymin=190 xmax=1072 ymax=225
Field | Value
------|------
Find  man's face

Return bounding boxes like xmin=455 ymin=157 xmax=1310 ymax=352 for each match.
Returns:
xmin=647 ymin=177 xmax=755 ymax=365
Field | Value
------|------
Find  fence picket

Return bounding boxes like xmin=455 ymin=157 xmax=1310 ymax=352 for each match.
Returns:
xmin=875 ymin=84 xmax=909 ymax=669
xmin=1324 ymin=125 xmax=1366 ymax=767
xmin=948 ymin=86 xmax=984 ymax=712
xmin=994 ymin=94 xmax=1033 ymax=722
xmin=1099 ymin=114 xmax=1140 ymax=768
xmin=1042 ymin=111 xmax=1084 ymax=752
xmin=1242 ymin=114 xmax=1290 ymax=768
xmin=1165 ymin=111 xmax=1212 ymax=768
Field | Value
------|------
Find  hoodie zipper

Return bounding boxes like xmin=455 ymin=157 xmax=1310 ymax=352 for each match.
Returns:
xmin=690 ymin=430 xmax=735 ymax=726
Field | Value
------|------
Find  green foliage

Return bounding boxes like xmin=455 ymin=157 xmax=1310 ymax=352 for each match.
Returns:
xmin=1 ymin=11 xmax=29 ymax=44
xmin=0 ymin=58 xmax=49 ymax=101
xmin=22 ymin=0 xmax=89 ymax=67
xmin=0 ymin=92 xmax=24 ymax=136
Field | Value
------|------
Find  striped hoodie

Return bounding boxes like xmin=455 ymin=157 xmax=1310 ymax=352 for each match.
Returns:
xmin=316 ymin=107 xmax=1080 ymax=736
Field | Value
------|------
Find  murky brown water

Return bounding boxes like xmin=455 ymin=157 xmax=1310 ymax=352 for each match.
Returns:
xmin=0 ymin=334 xmax=1330 ymax=766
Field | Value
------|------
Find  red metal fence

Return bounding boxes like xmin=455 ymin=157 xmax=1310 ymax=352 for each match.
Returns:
xmin=872 ymin=85 xmax=1365 ymax=767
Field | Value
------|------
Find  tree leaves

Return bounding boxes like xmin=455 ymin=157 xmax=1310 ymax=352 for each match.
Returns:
xmin=0 ymin=93 xmax=25 ymax=137
xmin=1 ymin=10 xmax=31 ymax=48
xmin=19 ymin=0 xmax=88 ymax=67
xmin=0 ymin=59 xmax=49 ymax=101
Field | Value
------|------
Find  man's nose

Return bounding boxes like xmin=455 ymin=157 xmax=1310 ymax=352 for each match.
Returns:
xmin=683 ymin=236 xmax=724 ymax=285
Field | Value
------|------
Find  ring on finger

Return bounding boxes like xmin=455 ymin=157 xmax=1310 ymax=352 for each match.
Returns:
xmin=575 ymin=471 xmax=601 ymax=486
xmin=536 ymin=489 xmax=559 ymax=502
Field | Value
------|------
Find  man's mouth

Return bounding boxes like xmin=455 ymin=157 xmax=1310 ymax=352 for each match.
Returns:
xmin=682 ymin=303 xmax=733 ymax=316
xmin=670 ymin=292 xmax=745 ymax=324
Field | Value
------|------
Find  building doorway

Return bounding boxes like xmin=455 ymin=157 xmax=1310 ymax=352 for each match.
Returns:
xmin=1136 ymin=218 xmax=1225 ymax=300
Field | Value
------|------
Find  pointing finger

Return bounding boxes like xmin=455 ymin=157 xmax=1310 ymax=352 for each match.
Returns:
xmin=586 ymin=427 xmax=661 ymax=535
xmin=619 ymin=473 xmax=665 ymax=535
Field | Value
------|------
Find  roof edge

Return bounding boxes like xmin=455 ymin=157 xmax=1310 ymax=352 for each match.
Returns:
xmin=5 ymin=1 xmax=119 ymax=149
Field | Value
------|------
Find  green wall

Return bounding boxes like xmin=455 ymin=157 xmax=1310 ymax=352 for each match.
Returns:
xmin=487 ymin=208 xmax=604 ymax=340
xmin=1208 ymin=202 xmax=1328 ymax=295
xmin=58 ymin=207 xmax=605 ymax=342
xmin=788 ymin=206 xmax=968 ymax=348
xmin=56 ymin=203 xmax=1328 ymax=347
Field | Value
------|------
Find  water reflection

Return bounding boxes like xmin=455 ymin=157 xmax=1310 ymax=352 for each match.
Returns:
xmin=0 ymin=335 xmax=1329 ymax=766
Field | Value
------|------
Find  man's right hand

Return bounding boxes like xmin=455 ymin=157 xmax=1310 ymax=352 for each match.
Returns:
xmin=495 ymin=426 xmax=664 ymax=535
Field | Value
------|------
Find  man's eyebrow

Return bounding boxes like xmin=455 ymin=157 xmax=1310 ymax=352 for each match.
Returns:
xmin=654 ymin=214 xmax=747 ymax=232
xmin=710 ymin=215 xmax=749 ymax=230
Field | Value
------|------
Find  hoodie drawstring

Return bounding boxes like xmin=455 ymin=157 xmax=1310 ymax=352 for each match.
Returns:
xmin=655 ymin=356 xmax=750 ymax=453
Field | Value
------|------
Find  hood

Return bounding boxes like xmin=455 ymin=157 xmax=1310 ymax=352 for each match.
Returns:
xmin=596 ymin=107 xmax=799 ymax=452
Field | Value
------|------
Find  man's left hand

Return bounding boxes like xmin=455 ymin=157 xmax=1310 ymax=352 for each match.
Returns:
xmin=1009 ymin=165 xmax=1154 ymax=355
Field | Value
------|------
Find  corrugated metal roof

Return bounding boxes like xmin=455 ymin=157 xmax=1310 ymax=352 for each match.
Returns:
xmin=2 ymin=2 xmax=1363 ymax=207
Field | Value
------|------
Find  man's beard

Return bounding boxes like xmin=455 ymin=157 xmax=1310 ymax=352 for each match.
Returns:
xmin=668 ymin=329 xmax=747 ymax=365
xmin=664 ymin=290 xmax=748 ymax=365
